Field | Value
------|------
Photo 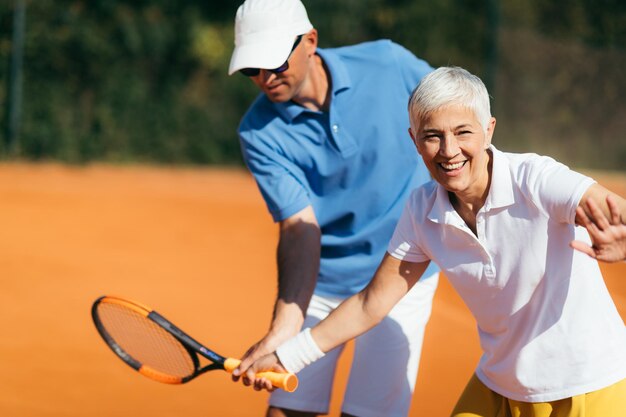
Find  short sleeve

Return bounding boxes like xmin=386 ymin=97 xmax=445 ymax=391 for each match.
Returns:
xmin=387 ymin=194 xmax=430 ymax=263
xmin=389 ymin=42 xmax=434 ymax=95
xmin=516 ymin=154 xmax=596 ymax=224
xmin=239 ymin=130 xmax=310 ymax=222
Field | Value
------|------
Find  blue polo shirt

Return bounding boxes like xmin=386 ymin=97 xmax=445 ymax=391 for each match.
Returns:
xmin=238 ymin=39 xmax=439 ymax=297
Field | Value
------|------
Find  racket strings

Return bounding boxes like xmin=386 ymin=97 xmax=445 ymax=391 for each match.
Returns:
xmin=97 ymin=302 xmax=195 ymax=378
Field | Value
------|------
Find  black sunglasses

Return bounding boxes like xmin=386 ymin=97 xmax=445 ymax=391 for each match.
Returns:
xmin=240 ymin=35 xmax=303 ymax=77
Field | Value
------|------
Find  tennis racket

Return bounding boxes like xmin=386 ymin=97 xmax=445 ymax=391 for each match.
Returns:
xmin=91 ymin=295 xmax=298 ymax=392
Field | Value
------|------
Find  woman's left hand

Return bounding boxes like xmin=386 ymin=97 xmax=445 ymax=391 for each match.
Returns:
xmin=571 ymin=195 xmax=626 ymax=262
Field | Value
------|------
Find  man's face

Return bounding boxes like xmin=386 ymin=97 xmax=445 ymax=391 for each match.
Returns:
xmin=410 ymin=105 xmax=496 ymax=199
xmin=248 ymin=32 xmax=312 ymax=103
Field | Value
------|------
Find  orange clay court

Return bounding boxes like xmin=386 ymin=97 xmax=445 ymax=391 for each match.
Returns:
xmin=0 ymin=163 xmax=624 ymax=417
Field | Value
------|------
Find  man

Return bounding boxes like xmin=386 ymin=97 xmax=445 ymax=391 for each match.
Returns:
xmin=228 ymin=0 xmax=439 ymax=416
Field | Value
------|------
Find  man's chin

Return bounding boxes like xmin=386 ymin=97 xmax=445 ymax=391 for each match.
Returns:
xmin=264 ymin=85 xmax=291 ymax=102
xmin=266 ymin=93 xmax=290 ymax=103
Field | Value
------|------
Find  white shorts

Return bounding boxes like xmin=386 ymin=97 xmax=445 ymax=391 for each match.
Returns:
xmin=269 ymin=271 xmax=439 ymax=417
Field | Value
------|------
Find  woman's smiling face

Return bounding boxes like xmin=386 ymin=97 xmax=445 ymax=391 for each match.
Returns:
xmin=410 ymin=105 xmax=496 ymax=200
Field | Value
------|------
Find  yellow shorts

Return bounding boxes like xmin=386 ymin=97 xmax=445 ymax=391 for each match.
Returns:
xmin=451 ymin=374 xmax=626 ymax=417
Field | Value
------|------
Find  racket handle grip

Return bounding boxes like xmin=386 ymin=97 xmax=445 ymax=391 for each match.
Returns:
xmin=224 ymin=358 xmax=299 ymax=392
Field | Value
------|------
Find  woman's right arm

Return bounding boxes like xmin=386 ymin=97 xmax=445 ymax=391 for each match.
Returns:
xmin=234 ymin=253 xmax=430 ymax=391
xmin=312 ymin=253 xmax=429 ymax=352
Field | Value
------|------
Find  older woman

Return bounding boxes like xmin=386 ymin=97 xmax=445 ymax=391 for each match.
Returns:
xmin=234 ymin=67 xmax=626 ymax=417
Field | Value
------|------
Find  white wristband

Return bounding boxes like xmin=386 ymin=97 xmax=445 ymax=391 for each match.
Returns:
xmin=276 ymin=328 xmax=325 ymax=374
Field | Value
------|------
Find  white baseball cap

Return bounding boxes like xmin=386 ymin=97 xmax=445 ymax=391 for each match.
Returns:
xmin=228 ymin=0 xmax=313 ymax=75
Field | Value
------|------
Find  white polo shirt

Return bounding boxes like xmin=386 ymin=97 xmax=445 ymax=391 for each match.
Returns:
xmin=388 ymin=145 xmax=626 ymax=402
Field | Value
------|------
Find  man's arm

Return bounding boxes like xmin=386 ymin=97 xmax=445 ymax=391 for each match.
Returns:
xmin=571 ymin=183 xmax=626 ymax=262
xmin=233 ymin=205 xmax=320 ymax=384
xmin=272 ymin=205 xmax=321 ymax=343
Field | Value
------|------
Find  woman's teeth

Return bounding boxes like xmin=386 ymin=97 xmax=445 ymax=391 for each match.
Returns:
xmin=441 ymin=161 xmax=464 ymax=170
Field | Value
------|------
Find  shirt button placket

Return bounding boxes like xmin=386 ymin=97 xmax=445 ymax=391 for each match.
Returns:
xmin=329 ymin=122 xmax=344 ymax=154
xmin=476 ymin=214 xmax=495 ymax=279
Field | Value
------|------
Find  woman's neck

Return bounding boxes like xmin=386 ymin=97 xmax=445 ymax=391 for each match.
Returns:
xmin=449 ymin=150 xmax=493 ymax=235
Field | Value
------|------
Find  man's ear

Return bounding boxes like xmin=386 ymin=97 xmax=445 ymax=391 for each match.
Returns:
xmin=304 ymin=29 xmax=318 ymax=55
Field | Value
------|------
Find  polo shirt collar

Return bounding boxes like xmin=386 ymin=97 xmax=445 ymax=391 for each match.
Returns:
xmin=317 ymin=48 xmax=351 ymax=94
xmin=272 ymin=47 xmax=352 ymax=122
xmin=484 ymin=145 xmax=515 ymax=211
xmin=427 ymin=145 xmax=515 ymax=224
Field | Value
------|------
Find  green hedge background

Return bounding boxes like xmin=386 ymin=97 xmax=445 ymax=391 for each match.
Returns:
xmin=1 ymin=0 xmax=625 ymax=169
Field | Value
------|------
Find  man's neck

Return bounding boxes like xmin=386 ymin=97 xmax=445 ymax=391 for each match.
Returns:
xmin=292 ymin=54 xmax=331 ymax=112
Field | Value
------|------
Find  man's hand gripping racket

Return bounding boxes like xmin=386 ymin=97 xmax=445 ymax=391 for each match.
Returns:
xmin=91 ymin=295 xmax=298 ymax=392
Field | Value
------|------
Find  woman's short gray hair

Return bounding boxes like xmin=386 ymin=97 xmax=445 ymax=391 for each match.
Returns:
xmin=408 ymin=66 xmax=491 ymax=133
